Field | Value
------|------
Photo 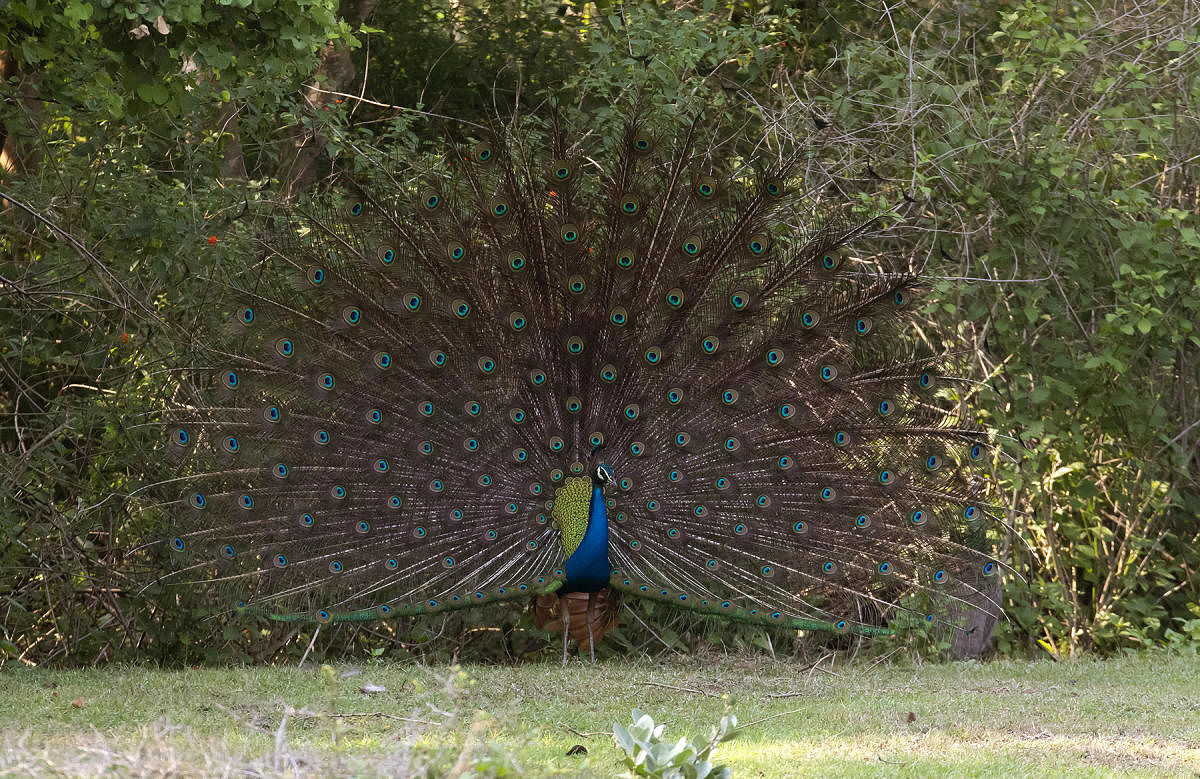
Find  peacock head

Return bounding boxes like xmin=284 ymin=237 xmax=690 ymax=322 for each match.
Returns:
xmin=593 ymin=462 xmax=614 ymax=487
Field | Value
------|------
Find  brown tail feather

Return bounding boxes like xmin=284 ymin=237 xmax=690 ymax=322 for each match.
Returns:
xmin=533 ymin=588 xmax=623 ymax=650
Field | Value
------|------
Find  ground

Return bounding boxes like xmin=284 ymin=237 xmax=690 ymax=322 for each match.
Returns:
xmin=0 ymin=651 xmax=1196 ymax=777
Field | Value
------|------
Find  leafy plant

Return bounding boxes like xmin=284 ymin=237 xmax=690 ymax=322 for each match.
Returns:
xmin=613 ymin=709 xmax=737 ymax=779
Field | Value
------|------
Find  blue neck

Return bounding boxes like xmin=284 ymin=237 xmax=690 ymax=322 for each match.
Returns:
xmin=563 ymin=484 xmax=611 ymax=593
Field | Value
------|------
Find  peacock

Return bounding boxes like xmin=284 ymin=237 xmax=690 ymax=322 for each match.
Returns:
xmin=145 ymin=98 xmax=1001 ymax=661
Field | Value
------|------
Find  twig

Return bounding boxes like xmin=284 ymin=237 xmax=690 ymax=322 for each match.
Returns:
xmin=642 ymin=681 xmax=722 ymax=698
xmin=297 ymin=624 xmax=320 ymax=669
xmin=559 ymin=723 xmax=612 ymax=739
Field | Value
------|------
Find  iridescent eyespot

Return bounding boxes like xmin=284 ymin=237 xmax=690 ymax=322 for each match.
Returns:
xmin=238 ymin=306 xmax=254 ymax=325
xmin=388 ymin=497 xmax=402 ymax=509
xmin=969 ymin=444 xmax=983 ymax=460
xmin=821 ymin=365 xmax=837 ymax=382
xmin=622 ymin=404 xmax=639 ymax=420
xmin=722 ymin=389 xmax=739 ymax=405
xmin=404 ymin=293 xmax=422 ymax=312
xmin=418 ymin=441 xmax=433 ymax=455
xmin=620 ymin=196 xmax=639 ymax=215
xmin=512 ymin=448 xmax=528 ymax=463
xmin=300 ymin=513 xmax=315 ymax=527
xmin=365 ymin=408 xmax=382 ymax=424
xmin=549 ymin=436 xmax=565 ymax=452
xmin=801 ymin=311 xmax=819 ymax=328
xmin=477 ymin=356 xmax=496 ymax=373
xmin=568 ymin=275 xmax=585 ymax=294
xmin=317 ymin=373 xmax=335 ymax=390
xmin=822 ymin=562 xmax=836 ymax=574
xmin=694 ymin=177 xmax=716 ymax=198
xmin=330 ymin=485 xmax=347 ymax=500
xmin=559 ymin=224 xmax=579 ymax=244
xmin=855 ymin=317 xmax=872 ymax=335
xmin=615 ymin=248 xmax=635 ymax=269
xmin=932 ymin=570 xmax=947 ymax=584
xmin=793 ymin=521 xmax=807 ymax=534
xmin=610 ymin=307 xmax=628 ymax=326
xmin=893 ymin=290 xmax=906 ymax=306
xmin=275 ymin=338 xmax=294 ymax=358
xmin=911 ymin=510 xmax=927 ymax=525
xmin=418 ymin=401 xmax=434 ymax=417
xmin=926 ymin=454 xmax=943 ymax=471
xmin=264 ymin=406 xmax=281 ymax=423
xmin=666 ymin=527 xmax=679 ymax=538
xmin=567 ymin=336 xmax=585 ymax=354
xmin=313 ymin=429 xmax=330 ymax=445
xmin=429 ymin=350 xmax=447 ymax=367
xmin=464 ymin=400 xmax=481 ymax=416
xmin=422 ymin=191 xmax=440 ymax=210
xmin=633 ymin=135 xmax=652 ymax=153
xmin=373 ymin=351 xmax=391 ymax=369
xmin=730 ymin=291 xmax=750 ymax=310
xmin=170 ymin=536 xmax=186 ymax=551
xmin=307 ymin=267 xmax=326 ymax=286
xmin=222 ymin=371 xmax=239 ymax=389
xmin=701 ymin=336 xmax=719 ymax=354
xmin=820 ymin=487 xmax=836 ymax=502
xmin=565 ymin=396 xmax=582 ymax=414
xmin=529 ymin=369 xmax=547 ymax=386
xmin=377 ymin=247 xmax=395 ymax=265
xmin=668 ymin=469 xmax=682 ymax=482
xmin=171 ymin=428 xmax=190 ymax=447
xmin=878 ymin=399 xmax=894 ymax=416
xmin=273 ymin=463 xmax=289 ymax=479
xmin=779 ymin=404 xmax=795 ymax=420
xmin=833 ymin=431 xmax=849 ymax=446
xmin=644 ymin=346 xmax=662 ymax=364
xmin=451 ymin=299 xmax=471 ymax=319
xmin=674 ymin=432 xmax=692 ymax=447
xmin=508 ymin=251 xmax=526 ymax=271
xmin=983 ymin=561 xmax=998 ymax=576
xmin=666 ymin=388 xmax=683 ymax=405
xmin=509 ymin=408 xmax=527 ymax=424
xmin=964 ymin=505 xmax=978 ymax=520
xmin=588 ymin=432 xmax=605 ymax=448
xmin=665 ymin=288 xmax=684 ymax=309
xmin=681 ymin=236 xmax=702 ymax=255
xmin=508 ymin=312 xmax=527 ymax=331
xmin=342 ymin=306 xmax=362 ymax=326
xmin=821 ymin=253 xmax=838 ymax=270
xmin=373 ymin=459 xmax=389 ymax=473
xmin=878 ymin=469 xmax=894 ymax=485
xmin=329 ymin=560 xmax=343 ymax=574
xmin=221 ymin=435 xmax=239 ymax=452
xmin=694 ymin=504 xmax=709 ymax=518
xmin=488 ymin=198 xmax=509 ymax=218
xmin=766 ymin=348 xmax=784 ymax=366
xmin=855 ymin=514 xmax=871 ymax=528
xmin=756 ymin=495 xmax=772 ymax=508
xmin=732 ymin=523 xmax=747 ymax=536
xmin=600 ymin=364 xmax=617 ymax=382
xmin=764 ymin=179 xmax=783 ymax=197
xmin=919 ymin=372 xmax=933 ymax=388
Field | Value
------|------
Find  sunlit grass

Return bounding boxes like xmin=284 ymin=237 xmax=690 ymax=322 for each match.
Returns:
xmin=1 ymin=651 xmax=1196 ymax=776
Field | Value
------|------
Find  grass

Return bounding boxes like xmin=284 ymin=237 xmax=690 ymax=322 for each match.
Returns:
xmin=0 ymin=650 xmax=1197 ymax=777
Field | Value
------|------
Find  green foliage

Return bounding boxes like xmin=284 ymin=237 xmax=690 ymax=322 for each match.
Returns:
xmin=2 ymin=0 xmax=1198 ymax=664
xmin=614 ymin=708 xmax=737 ymax=779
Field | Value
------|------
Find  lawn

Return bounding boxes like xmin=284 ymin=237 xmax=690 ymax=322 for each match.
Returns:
xmin=0 ymin=651 xmax=1196 ymax=777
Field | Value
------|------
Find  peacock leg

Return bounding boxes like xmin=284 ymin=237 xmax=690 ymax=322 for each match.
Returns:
xmin=586 ymin=592 xmax=597 ymax=663
xmin=561 ymin=597 xmax=570 ymax=665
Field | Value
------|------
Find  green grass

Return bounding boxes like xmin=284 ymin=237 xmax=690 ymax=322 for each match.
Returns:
xmin=1 ymin=651 xmax=1197 ymax=777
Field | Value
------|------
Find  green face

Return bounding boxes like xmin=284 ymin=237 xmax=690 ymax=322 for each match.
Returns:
xmin=552 ymin=476 xmax=591 ymax=557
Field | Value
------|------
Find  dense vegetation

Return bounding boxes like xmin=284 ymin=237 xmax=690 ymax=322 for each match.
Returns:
xmin=2 ymin=0 xmax=1197 ymax=666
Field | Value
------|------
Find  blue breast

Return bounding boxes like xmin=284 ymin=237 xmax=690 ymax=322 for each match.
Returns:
xmin=562 ymin=485 xmax=611 ymax=593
